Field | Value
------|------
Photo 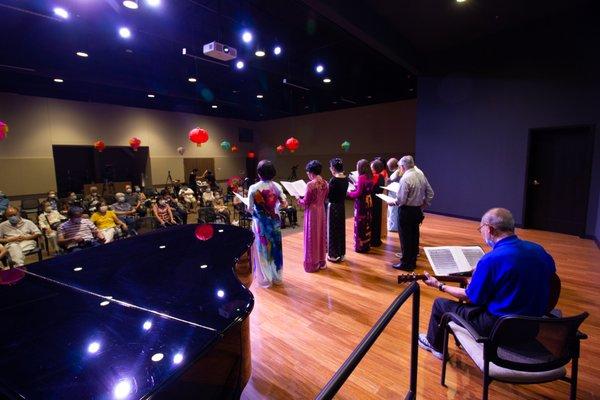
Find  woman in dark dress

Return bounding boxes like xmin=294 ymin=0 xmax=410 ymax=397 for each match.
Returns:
xmin=327 ymin=158 xmax=349 ymax=262
xmin=370 ymin=159 xmax=386 ymax=247
xmin=347 ymin=159 xmax=374 ymax=253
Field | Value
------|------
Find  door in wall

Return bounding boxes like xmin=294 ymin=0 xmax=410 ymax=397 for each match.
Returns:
xmin=183 ymin=158 xmax=215 ymax=183
xmin=524 ymin=125 xmax=594 ymax=236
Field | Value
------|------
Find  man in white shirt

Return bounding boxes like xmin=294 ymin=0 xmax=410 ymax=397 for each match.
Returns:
xmin=386 ymin=156 xmax=434 ymax=271
xmin=0 ymin=207 xmax=41 ymax=266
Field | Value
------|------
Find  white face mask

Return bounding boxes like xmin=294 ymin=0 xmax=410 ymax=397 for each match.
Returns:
xmin=117 ymin=197 xmax=125 ymax=202
xmin=49 ymin=194 xmax=56 ymax=198
xmin=126 ymin=189 xmax=132 ymax=194
xmin=99 ymin=206 xmax=108 ymax=212
xmin=158 ymin=200 xmax=166 ymax=206
xmin=45 ymin=207 xmax=53 ymax=213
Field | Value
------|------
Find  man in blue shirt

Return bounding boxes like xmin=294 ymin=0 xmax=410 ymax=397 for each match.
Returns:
xmin=418 ymin=208 xmax=556 ymax=359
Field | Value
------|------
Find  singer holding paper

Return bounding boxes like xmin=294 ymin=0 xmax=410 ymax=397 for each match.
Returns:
xmin=386 ymin=158 xmax=400 ymax=232
xmin=370 ymin=159 xmax=386 ymax=247
xmin=387 ymin=155 xmax=434 ymax=271
xmin=347 ymin=159 xmax=374 ymax=253
xmin=298 ymin=160 xmax=329 ymax=272
xmin=327 ymin=158 xmax=349 ymax=262
xmin=248 ymin=160 xmax=287 ymax=287
xmin=417 ymin=208 xmax=556 ymax=360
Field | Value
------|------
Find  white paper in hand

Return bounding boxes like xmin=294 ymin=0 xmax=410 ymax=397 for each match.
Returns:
xmin=380 ymin=181 xmax=400 ymax=193
xmin=376 ymin=193 xmax=397 ymax=204
xmin=234 ymin=192 xmax=249 ymax=207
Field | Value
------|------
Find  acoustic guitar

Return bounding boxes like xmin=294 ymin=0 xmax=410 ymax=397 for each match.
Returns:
xmin=398 ymin=272 xmax=562 ymax=313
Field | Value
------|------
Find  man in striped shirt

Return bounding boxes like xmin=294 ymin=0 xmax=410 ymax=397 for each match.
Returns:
xmin=58 ymin=207 xmax=105 ymax=252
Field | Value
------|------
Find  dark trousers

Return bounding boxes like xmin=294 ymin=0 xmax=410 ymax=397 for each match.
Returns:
xmin=426 ymin=298 xmax=498 ymax=352
xmin=398 ymin=206 xmax=424 ymax=268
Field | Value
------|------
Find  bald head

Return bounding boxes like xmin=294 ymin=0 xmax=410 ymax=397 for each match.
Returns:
xmin=481 ymin=208 xmax=515 ymax=233
xmin=387 ymin=158 xmax=398 ymax=171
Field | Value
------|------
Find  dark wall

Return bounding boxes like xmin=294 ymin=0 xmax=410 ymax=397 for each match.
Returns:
xmin=415 ymin=76 xmax=600 ymax=236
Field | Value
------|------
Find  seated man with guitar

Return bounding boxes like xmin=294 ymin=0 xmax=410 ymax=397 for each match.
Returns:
xmin=416 ymin=208 xmax=557 ymax=359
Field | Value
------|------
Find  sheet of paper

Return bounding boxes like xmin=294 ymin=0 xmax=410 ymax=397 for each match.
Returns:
xmin=423 ymin=246 xmax=484 ymax=275
xmin=376 ymin=193 xmax=397 ymax=204
xmin=280 ymin=181 xmax=300 ymax=197
xmin=380 ymin=181 xmax=400 ymax=193
xmin=234 ymin=192 xmax=249 ymax=207
xmin=349 ymin=171 xmax=359 ymax=184
xmin=281 ymin=180 xmax=306 ymax=197
xmin=347 ymin=182 xmax=356 ymax=192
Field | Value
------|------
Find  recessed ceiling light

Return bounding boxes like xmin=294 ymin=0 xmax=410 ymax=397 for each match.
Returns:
xmin=125 ymin=49 xmax=133 ymax=54
xmin=76 ymin=51 xmax=89 ymax=58
xmin=147 ymin=94 xmax=155 ymax=98
xmin=146 ymin=0 xmax=160 ymax=7
xmin=188 ymin=77 xmax=197 ymax=83
xmin=456 ymin=0 xmax=466 ymax=2
xmin=119 ymin=27 xmax=132 ymax=39
xmin=53 ymin=7 xmax=69 ymax=19
xmin=241 ymin=31 xmax=253 ymax=43
xmin=315 ymin=64 xmax=324 ymax=74
xmin=235 ymin=60 xmax=245 ymax=70
xmin=256 ymin=94 xmax=264 ymax=99
xmin=53 ymin=78 xmax=64 ymax=83
xmin=273 ymin=45 xmax=282 ymax=56
xmin=323 ymin=78 xmax=331 ymax=83
xmin=255 ymin=50 xmax=265 ymax=57
xmin=211 ymin=105 xmax=218 ymax=109
xmin=123 ymin=0 xmax=138 ymax=9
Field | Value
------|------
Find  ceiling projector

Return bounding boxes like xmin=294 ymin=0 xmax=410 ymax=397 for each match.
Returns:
xmin=203 ymin=41 xmax=237 ymax=61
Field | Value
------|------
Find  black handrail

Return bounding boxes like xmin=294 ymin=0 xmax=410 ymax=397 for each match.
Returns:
xmin=315 ymin=282 xmax=420 ymax=400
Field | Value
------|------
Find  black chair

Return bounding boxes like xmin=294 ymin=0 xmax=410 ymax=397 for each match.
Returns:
xmin=440 ymin=311 xmax=589 ymax=400
xmin=20 ymin=198 xmax=40 ymax=221
xmin=24 ymin=236 xmax=44 ymax=263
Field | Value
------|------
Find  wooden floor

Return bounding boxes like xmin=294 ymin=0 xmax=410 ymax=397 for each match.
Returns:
xmin=241 ymin=213 xmax=600 ymax=399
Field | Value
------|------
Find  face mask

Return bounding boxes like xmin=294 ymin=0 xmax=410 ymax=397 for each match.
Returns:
xmin=99 ymin=206 xmax=108 ymax=212
xmin=72 ymin=217 xmax=82 ymax=224
xmin=45 ymin=207 xmax=53 ymax=213
xmin=135 ymin=187 xmax=141 ymax=193
xmin=8 ymin=216 xmax=20 ymax=225
xmin=117 ymin=197 xmax=125 ymax=202
xmin=49 ymin=194 xmax=56 ymax=199
xmin=70 ymin=196 xmax=77 ymax=201
xmin=126 ymin=189 xmax=132 ymax=194
xmin=158 ymin=200 xmax=166 ymax=206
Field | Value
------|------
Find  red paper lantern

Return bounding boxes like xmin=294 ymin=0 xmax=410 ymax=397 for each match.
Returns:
xmin=129 ymin=136 xmax=141 ymax=151
xmin=231 ymin=145 xmax=239 ymax=153
xmin=276 ymin=145 xmax=285 ymax=154
xmin=247 ymin=151 xmax=256 ymax=159
xmin=0 ymin=121 xmax=8 ymax=142
xmin=195 ymin=224 xmax=214 ymax=241
xmin=94 ymin=140 xmax=106 ymax=152
xmin=188 ymin=127 xmax=209 ymax=147
xmin=285 ymin=136 xmax=300 ymax=153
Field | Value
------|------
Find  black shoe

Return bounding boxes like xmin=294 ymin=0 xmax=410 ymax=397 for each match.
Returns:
xmin=392 ymin=263 xmax=415 ymax=271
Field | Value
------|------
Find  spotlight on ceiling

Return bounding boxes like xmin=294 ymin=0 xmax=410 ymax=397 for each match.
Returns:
xmin=53 ymin=7 xmax=69 ymax=19
xmin=254 ymin=49 xmax=265 ymax=57
xmin=273 ymin=46 xmax=282 ymax=56
xmin=315 ymin=64 xmax=324 ymax=74
xmin=147 ymin=94 xmax=155 ymax=98
xmin=188 ymin=77 xmax=197 ymax=83
xmin=53 ymin=78 xmax=64 ymax=83
xmin=241 ymin=31 xmax=253 ymax=44
xmin=456 ymin=0 xmax=467 ymax=2
xmin=323 ymin=78 xmax=331 ymax=83
xmin=235 ymin=60 xmax=245 ymax=70
xmin=146 ymin=0 xmax=160 ymax=6
xmin=211 ymin=105 xmax=218 ymax=109
xmin=256 ymin=94 xmax=264 ymax=99
xmin=119 ymin=27 xmax=132 ymax=39
xmin=76 ymin=51 xmax=89 ymax=58
xmin=123 ymin=0 xmax=138 ymax=9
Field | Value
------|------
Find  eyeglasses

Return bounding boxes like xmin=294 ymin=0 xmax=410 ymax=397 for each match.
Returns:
xmin=477 ymin=223 xmax=489 ymax=232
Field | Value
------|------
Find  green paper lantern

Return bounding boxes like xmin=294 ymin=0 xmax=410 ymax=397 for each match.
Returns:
xmin=220 ymin=140 xmax=231 ymax=151
xmin=341 ymin=140 xmax=351 ymax=152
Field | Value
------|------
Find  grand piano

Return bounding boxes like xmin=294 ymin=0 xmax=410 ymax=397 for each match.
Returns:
xmin=0 ymin=223 xmax=255 ymax=399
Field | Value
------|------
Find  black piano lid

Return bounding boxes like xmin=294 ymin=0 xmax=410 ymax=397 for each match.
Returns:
xmin=0 ymin=224 xmax=255 ymax=399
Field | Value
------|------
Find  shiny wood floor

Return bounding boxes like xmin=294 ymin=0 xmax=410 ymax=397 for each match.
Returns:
xmin=241 ymin=212 xmax=600 ymax=399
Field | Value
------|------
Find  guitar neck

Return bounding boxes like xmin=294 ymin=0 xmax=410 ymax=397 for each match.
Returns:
xmin=397 ymin=274 xmax=468 ymax=285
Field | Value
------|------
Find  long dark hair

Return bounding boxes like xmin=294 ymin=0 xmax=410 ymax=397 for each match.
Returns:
xmin=357 ymin=159 xmax=373 ymax=179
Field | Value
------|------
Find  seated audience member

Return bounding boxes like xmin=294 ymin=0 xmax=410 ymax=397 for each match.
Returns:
xmin=90 ymin=201 xmax=128 ymax=243
xmin=212 ymin=191 xmax=231 ymax=224
xmin=179 ymin=184 xmax=197 ymax=211
xmin=84 ymin=186 xmax=104 ymax=213
xmin=165 ymin=193 xmax=187 ymax=224
xmin=202 ymin=169 xmax=218 ymax=191
xmin=58 ymin=207 xmax=105 ymax=252
xmin=153 ymin=196 xmax=177 ymax=227
xmin=0 ymin=243 xmax=8 ymax=269
xmin=38 ymin=201 xmax=67 ymax=252
xmin=280 ymin=199 xmax=298 ymax=228
xmin=0 ymin=206 xmax=42 ymax=266
xmin=418 ymin=208 xmax=556 ymax=359
xmin=0 ymin=190 xmax=9 ymax=218
xmin=111 ymin=193 xmax=138 ymax=234
xmin=61 ymin=192 xmax=82 ymax=215
xmin=43 ymin=190 xmax=60 ymax=211
xmin=202 ymin=187 xmax=216 ymax=207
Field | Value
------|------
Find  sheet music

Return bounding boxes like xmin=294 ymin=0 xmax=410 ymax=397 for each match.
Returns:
xmin=424 ymin=246 xmax=484 ymax=275
xmin=349 ymin=171 xmax=359 ymax=184
xmin=280 ymin=180 xmax=307 ymax=197
xmin=376 ymin=193 xmax=397 ymax=203
xmin=380 ymin=182 xmax=400 ymax=193
xmin=234 ymin=192 xmax=249 ymax=207
xmin=347 ymin=182 xmax=356 ymax=192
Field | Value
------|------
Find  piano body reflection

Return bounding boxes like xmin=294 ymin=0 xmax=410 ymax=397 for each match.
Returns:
xmin=0 ymin=224 xmax=254 ymax=399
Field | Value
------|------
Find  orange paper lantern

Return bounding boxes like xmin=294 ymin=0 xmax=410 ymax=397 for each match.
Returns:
xmin=94 ymin=140 xmax=106 ymax=152
xmin=276 ymin=145 xmax=285 ymax=154
xmin=129 ymin=136 xmax=141 ymax=151
xmin=188 ymin=127 xmax=209 ymax=147
xmin=285 ymin=136 xmax=300 ymax=153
